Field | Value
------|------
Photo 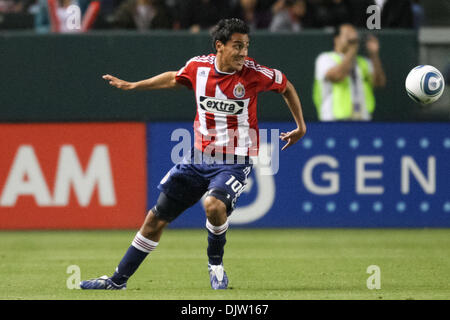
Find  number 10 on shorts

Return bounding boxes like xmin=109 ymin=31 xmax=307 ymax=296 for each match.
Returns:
xmin=226 ymin=176 xmax=244 ymax=193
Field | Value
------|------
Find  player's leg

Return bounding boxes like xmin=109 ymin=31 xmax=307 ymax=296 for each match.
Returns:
xmin=80 ymin=162 xmax=207 ymax=290
xmin=112 ymin=161 xmax=207 ymax=286
xmin=79 ymin=209 xmax=167 ymax=290
xmin=79 ymin=194 xmax=178 ymax=290
xmin=203 ymin=192 xmax=233 ymax=290
xmin=204 ymin=195 xmax=229 ymax=290
xmin=204 ymin=164 xmax=252 ymax=289
xmin=107 ymin=189 xmax=194 ymax=287
xmin=108 ymin=207 xmax=170 ymax=287
xmin=204 ymin=195 xmax=228 ymax=265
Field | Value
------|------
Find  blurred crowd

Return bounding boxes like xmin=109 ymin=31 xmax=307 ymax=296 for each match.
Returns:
xmin=0 ymin=0 xmax=425 ymax=32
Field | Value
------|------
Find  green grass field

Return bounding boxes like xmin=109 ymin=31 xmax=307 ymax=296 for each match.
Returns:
xmin=1 ymin=228 xmax=449 ymax=300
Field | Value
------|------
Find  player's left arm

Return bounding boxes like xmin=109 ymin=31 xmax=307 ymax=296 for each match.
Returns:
xmin=280 ymin=80 xmax=307 ymax=151
xmin=366 ymin=35 xmax=386 ymax=88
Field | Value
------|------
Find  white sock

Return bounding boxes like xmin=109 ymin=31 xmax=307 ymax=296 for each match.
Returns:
xmin=131 ymin=232 xmax=159 ymax=253
xmin=206 ymin=219 xmax=229 ymax=235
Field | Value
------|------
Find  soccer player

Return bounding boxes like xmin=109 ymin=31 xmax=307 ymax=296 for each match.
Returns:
xmin=80 ymin=18 xmax=306 ymax=290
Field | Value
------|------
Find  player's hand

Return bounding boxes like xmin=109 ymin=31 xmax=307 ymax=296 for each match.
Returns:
xmin=346 ymin=39 xmax=359 ymax=58
xmin=280 ymin=127 xmax=305 ymax=151
xmin=366 ymin=35 xmax=380 ymax=55
xmin=102 ymin=74 xmax=136 ymax=90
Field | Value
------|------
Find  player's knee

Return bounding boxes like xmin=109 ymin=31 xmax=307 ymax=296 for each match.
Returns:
xmin=146 ymin=209 xmax=163 ymax=225
xmin=204 ymin=196 xmax=227 ymax=218
xmin=139 ymin=209 xmax=169 ymax=240
xmin=152 ymin=192 xmax=188 ymax=223
xmin=143 ymin=209 xmax=168 ymax=231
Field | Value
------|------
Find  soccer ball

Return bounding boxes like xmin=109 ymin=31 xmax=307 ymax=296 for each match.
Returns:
xmin=405 ymin=65 xmax=445 ymax=105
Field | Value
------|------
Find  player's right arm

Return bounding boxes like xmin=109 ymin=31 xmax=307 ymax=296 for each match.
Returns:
xmin=102 ymin=71 xmax=183 ymax=90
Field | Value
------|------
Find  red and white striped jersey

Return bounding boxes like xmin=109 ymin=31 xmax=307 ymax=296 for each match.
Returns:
xmin=175 ymin=53 xmax=287 ymax=157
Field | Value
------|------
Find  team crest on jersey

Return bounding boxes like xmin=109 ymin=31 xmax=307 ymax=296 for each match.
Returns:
xmin=233 ymin=82 xmax=245 ymax=98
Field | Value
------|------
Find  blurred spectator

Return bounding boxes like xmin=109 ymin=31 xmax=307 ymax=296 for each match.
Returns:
xmin=31 ymin=0 xmax=94 ymax=32
xmin=0 ymin=0 xmax=35 ymax=13
xmin=411 ymin=0 xmax=424 ymax=30
xmin=22 ymin=0 xmax=422 ymax=32
xmin=346 ymin=0 xmax=375 ymax=28
xmin=89 ymin=0 xmax=124 ymax=29
xmin=31 ymin=0 xmax=50 ymax=32
xmin=345 ymin=0 xmax=416 ymax=29
xmin=308 ymin=0 xmax=352 ymax=28
xmin=112 ymin=0 xmax=173 ymax=30
xmin=176 ymin=0 xmax=228 ymax=32
xmin=55 ymin=0 xmax=78 ymax=33
xmin=313 ymin=24 xmax=386 ymax=121
xmin=255 ymin=0 xmax=277 ymax=11
xmin=379 ymin=0 xmax=413 ymax=28
xmin=269 ymin=0 xmax=312 ymax=32
xmin=77 ymin=0 xmax=89 ymax=13
xmin=444 ymin=63 xmax=450 ymax=87
xmin=31 ymin=0 xmax=78 ymax=33
xmin=230 ymin=0 xmax=272 ymax=30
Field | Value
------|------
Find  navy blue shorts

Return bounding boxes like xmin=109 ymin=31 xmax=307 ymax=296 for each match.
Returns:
xmin=155 ymin=148 xmax=253 ymax=222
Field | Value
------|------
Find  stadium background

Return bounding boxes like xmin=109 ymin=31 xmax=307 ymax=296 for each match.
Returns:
xmin=1 ymin=0 xmax=449 ymax=230
xmin=0 ymin=0 xmax=449 ymax=300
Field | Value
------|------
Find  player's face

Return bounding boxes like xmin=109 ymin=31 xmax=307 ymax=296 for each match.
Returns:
xmin=217 ymin=33 xmax=250 ymax=72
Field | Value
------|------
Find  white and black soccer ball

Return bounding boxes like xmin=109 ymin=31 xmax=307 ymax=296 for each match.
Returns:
xmin=405 ymin=65 xmax=445 ymax=105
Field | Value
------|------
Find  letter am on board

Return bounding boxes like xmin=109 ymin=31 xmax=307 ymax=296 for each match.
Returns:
xmin=0 ymin=123 xmax=146 ymax=229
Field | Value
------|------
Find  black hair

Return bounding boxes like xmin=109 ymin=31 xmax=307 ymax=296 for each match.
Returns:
xmin=333 ymin=24 xmax=342 ymax=38
xmin=285 ymin=0 xmax=296 ymax=6
xmin=210 ymin=18 xmax=250 ymax=53
xmin=333 ymin=23 xmax=356 ymax=38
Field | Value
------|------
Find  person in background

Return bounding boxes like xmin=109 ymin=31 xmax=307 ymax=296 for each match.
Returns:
xmin=379 ymin=0 xmax=414 ymax=29
xmin=230 ymin=0 xmax=272 ymax=31
xmin=112 ymin=0 xmax=173 ymax=30
xmin=0 ymin=0 xmax=35 ymax=13
xmin=313 ymin=23 xmax=386 ymax=121
xmin=345 ymin=0 xmax=376 ymax=28
xmin=269 ymin=0 xmax=312 ymax=32
xmin=55 ymin=0 xmax=78 ymax=33
xmin=411 ymin=0 xmax=424 ymax=30
xmin=176 ymin=0 xmax=228 ymax=33
xmin=443 ymin=63 xmax=450 ymax=87
xmin=308 ymin=0 xmax=351 ymax=28
xmin=344 ymin=0 xmax=416 ymax=29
